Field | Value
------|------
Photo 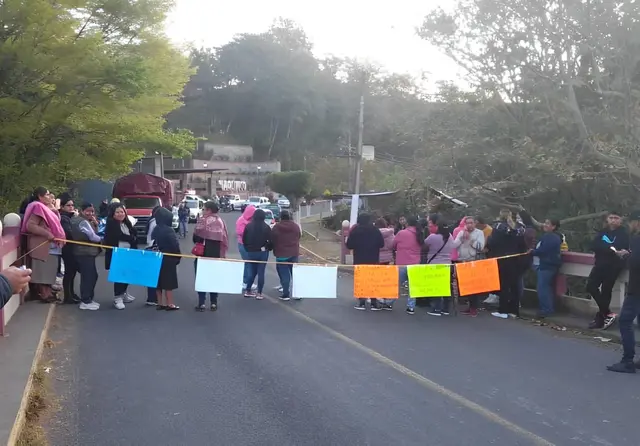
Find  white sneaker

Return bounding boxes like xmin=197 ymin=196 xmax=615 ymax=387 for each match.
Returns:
xmin=79 ymin=302 xmax=100 ymax=311
xmin=491 ymin=312 xmax=508 ymax=319
xmin=274 ymin=285 xmax=284 ymax=292
xmin=114 ymin=296 xmax=125 ymax=310
xmin=122 ymin=292 xmax=136 ymax=303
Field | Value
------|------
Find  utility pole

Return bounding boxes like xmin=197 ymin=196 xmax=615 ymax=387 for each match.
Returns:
xmin=353 ymin=94 xmax=364 ymax=195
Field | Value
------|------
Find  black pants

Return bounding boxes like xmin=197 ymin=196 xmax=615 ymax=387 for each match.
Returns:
xmin=114 ymin=282 xmax=128 ymax=296
xmin=587 ymin=265 xmax=623 ymax=317
xmin=76 ymin=255 xmax=98 ymax=304
xmin=497 ymin=260 xmax=521 ymax=316
xmin=62 ymin=251 xmax=78 ymax=302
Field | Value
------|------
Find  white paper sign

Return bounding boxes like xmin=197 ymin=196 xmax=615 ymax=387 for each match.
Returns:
xmin=349 ymin=194 xmax=359 ymax=227
xmin=292 ymin=265 xmax=338 ymax=299
xmin=195 ymin=259 xmax=244 ymax=294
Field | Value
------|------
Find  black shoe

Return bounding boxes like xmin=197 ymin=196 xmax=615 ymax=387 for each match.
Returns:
xmin=370 ymin=305 xmax=382 ymax=311
xmin=381 ymin=304 xmax=393 ymax=311
xmin=406 ymin=308 xmax=415 ymax=315
xmin=607 ymin=361 xmax=636 ymax=374
xmin=603 ymin=313 xmax=617 ymax=330
xmin=588 ymin=318 xmax=604 ymax=329
xmin=354 ymin=304 xmax=366 ymax=311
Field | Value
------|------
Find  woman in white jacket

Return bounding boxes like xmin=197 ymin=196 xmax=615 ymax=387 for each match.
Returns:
xmin=452 ymin=216 xmax=485 ymax=317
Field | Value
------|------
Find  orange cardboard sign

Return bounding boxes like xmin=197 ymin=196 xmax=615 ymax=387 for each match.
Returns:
xmin=455 ymin=258 xmax=500 ymax=296
xmin=353 ymin=265 xmax=399 ymax=299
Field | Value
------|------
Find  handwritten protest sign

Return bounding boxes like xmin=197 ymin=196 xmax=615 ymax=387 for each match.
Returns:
xmin=108 ymin=248 xmax=163 ymax=288
xmin=455 ymin=258 xmax=500 ymax=296
xmin=353 ymin=265 xmax=399 ymax=299
xmin=407 ymin=264 xmax=451 ymax=298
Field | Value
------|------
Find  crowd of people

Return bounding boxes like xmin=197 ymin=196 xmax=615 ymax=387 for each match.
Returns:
xmin=345 ymin=208 xmax=640 ymax=373
xmin=3 ymin=187 xmax=640 ymax=373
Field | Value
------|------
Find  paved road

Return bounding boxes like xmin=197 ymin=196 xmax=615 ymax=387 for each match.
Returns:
xmin=44 ymin=213 xmax=637 ymax=446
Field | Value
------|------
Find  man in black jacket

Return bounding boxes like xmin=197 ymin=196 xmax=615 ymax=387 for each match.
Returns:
xmin=587 ymin=211 xmax=629 ymax=330
xmin=607 ymin=211 xmax=640 ymax=373
xmin=346 ymin=213 xmax=385 ymax=310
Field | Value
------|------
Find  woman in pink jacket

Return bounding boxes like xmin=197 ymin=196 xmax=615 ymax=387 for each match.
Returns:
xmin=375 ymin=218 xmax=395 ymax=265
xmin=236 ymin=205 xmax=256 ymax=292
xmin=451 ymin=217 xmax=467 ymax=262
xmin=392 ymin=216 xmax=424 ymax=314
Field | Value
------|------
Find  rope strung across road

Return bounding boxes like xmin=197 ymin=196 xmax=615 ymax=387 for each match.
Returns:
xmin=53 ymin=238 xmax=529 ymax=267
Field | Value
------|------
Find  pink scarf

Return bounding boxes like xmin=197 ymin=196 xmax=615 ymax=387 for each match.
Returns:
xmin=195 ymin=214 xmax=229 ymax=257
xmin=22 ymin=201 xmax=66 ymax=239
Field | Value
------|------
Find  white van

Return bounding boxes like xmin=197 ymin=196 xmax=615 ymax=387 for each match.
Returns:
xmin=182 ymin=196 xmax=206 ymax=222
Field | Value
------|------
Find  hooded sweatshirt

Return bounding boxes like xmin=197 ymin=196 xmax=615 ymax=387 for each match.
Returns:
xmin=451 ymin=218 xmax=466 ymax=261
xmin=378 ymin=227 xmax=395 ymax=264
xmin=242 ymin=210 xmax=272 ymax=252
xmin=271 ymin=220 xmax=301 ymax=258
xmin=393 ymin=226 xmax=422 ymax=266
xmin=236 ymin=205 xmax=256 ymax=244
xmin=591 ymin=226 xmax=629 ymax=268
xmin=152 ymin=207 xmax=181 ymax=263
xmin=346 ymin=215 xmax=384 ymax=265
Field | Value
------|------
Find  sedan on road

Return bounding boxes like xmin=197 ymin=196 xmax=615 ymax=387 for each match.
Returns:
xmin=277 ymin=196 xmax=290 ymax=208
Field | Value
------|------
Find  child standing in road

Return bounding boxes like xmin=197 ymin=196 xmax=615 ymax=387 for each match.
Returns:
xmin=152 ymin=207 xmax=181 ymax=310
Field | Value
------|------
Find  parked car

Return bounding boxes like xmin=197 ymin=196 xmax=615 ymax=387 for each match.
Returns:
xmin=264 ymin=204 xmax=282 ymax=221
xmin=277 ymin=196 xmax=290 ymax=208
xmin=240 ymin=196 xmax=270 ymax=212
xmin=182 ymin=196 xmax=206 ymax=222
xmin=263 ymin=209 xmax=276 ymax=229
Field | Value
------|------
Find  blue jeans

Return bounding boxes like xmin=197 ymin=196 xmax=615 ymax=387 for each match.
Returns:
xmin=194 ymin=259 xmax=217 ymax=306
xmin=245 ymin=251 xmax=269 ymax=293
xmin=238 ymin=243 xmax=250 ymax=285
xmin=179 ymin=220 xmax=187 ymax=236
xmin=401 ymin=267 xmax=416 ymax=309
xmin=536 ymin=267 xmax=558 ymax=315
xmin=75 ymin=255 xmax=98 ymax=304
xmin=619 ymin=294 xmax=640 ymax=362
xmin=276 ymin=257 xmax=297 ymax=298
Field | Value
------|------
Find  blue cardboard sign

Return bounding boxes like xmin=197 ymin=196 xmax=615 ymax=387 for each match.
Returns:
xmin=107 ymin=247 xmax=163 ymax=288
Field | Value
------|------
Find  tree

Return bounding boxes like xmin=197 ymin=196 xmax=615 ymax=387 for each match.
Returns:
xmin=0 ymin=0 xmax=195 ymax=213
xmin=266 ymin=171 xmax=313 ymax=208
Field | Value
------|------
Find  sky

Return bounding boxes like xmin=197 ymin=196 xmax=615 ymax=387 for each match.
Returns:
xmin=165 ymin=0 xmax=465 ymax=87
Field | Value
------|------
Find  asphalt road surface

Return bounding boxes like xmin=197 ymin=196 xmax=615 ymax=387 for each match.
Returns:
xmin=44 ymin=212 xmax=637 ymax=446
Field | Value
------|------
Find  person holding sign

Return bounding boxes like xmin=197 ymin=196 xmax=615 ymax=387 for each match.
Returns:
xmin=104 ymin=204 xmax=138 ymax=310
xmin=193 ymin=202 xmax=229 ymax=311
xmin=487 ymin=210 xmax=528 ymax=319
xmin=452 ymin=216 xmax=485 ymax=317
xmin=424 ymin=221 xmax=456 ymax=316
xmin=347 ymin=213 xmax=385 ymax=310
xmin=153 ymin=208 xmax=181 ymax=310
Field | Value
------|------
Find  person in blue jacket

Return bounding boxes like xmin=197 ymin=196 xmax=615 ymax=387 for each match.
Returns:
xmin=531 ymin=218 xmax=563 ymax=318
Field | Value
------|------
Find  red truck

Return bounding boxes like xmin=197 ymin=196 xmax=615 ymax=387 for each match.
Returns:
xmin=112 ymin=173 xmax=178 ymax=241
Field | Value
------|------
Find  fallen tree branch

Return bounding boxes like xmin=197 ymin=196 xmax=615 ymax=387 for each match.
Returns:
xmin=477 ymin=194 xmax=607 ymax=227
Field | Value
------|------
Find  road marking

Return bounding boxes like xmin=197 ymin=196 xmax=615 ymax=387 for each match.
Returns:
xmin=8 ymin=303 xmax=56 ymax=446
xmin=266 ymin=296 xmax=556 ymax=446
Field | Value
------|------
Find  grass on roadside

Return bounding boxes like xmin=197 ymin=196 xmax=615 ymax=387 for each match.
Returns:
xmin=16 ymin=348 xmax=55 ymax=446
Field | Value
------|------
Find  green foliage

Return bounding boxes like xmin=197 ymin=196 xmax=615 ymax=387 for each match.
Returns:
xmin=0 ymin=0 xmax=195 ymax=213
xmin=266 ymin=171 xmax=313 ymax=205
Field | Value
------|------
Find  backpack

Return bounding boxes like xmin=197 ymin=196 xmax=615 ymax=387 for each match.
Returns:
xmin=560 ymin=233 xmax=569 ymax=252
